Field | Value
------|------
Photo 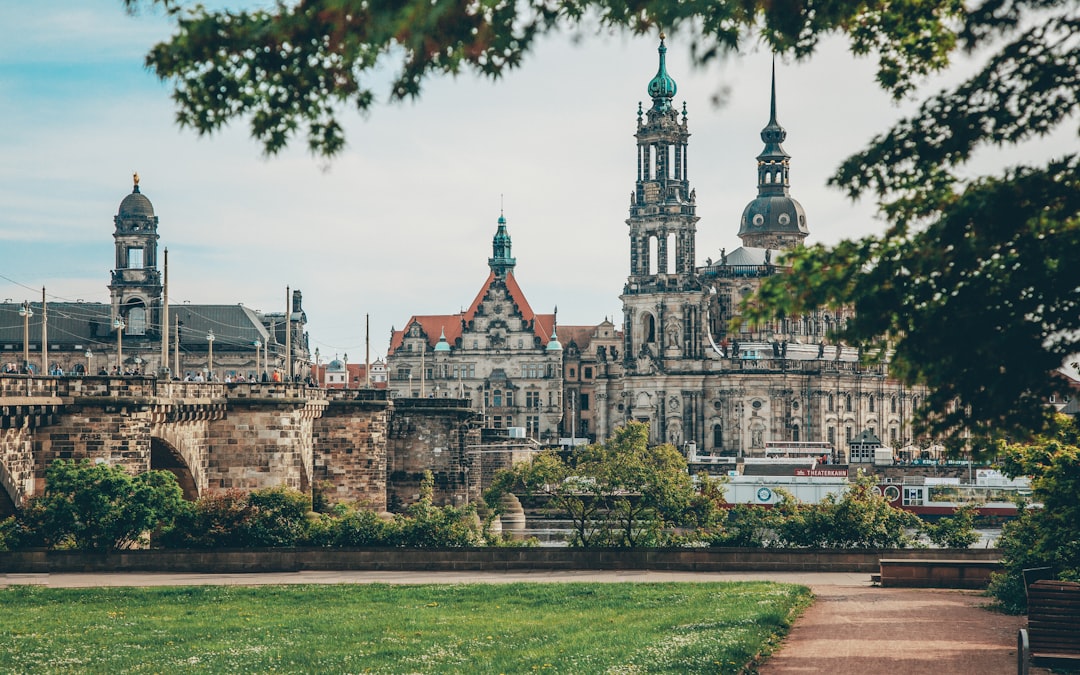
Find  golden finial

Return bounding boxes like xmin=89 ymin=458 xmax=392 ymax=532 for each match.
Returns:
xmin=659 ymin=31 xmax=666 ymax=41
xmin=133 ymin=172 xmax=140 ymax=187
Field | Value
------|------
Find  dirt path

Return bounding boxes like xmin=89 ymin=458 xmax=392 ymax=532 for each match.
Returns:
xmin=760 ymin=585 xmax=1048 ymax=675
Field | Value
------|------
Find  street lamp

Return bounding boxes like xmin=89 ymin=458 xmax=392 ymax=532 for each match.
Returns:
xmin=314 ymin=347 xmax=321 ymax=387
xmin=19 ymin=301 xmax=33 ymax=373
xmin=206 ymin=330 xmax=215 ymax=381
xmin=113 ymin=317 xmax=126 ymax=374
xmin=85 ymin=349 xmax=93 ymax=374
xmin=343 ymin=353 xmax=348 ymax=389
xmin=254 ymin=339 xmax=262 ymax=380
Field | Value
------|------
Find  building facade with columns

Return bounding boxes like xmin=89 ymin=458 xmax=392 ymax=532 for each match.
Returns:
xmin=382 ymin=39 xmax=927 ymax=458
xmin=589 ymin=40 xmax=926 ymax=458
xmin=0 ymin=175 xmax=311 ymax=381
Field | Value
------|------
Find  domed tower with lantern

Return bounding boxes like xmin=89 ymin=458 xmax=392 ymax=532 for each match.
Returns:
xmin=737 ymin=60 xmax=808 ymax=250
xmin=108 ymin=172 xmax=163 ymax=340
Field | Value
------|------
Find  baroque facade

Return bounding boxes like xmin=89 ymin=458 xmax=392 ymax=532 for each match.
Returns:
xmin=385 ymin=215 xmax=565 ymax=443
xmin=593 ymin=40 xmax=925 ymax=458
xmin=0 ymin=175 xmax=310 ymax=380
xmin=386 ymin=37 xmax=928 ymax=460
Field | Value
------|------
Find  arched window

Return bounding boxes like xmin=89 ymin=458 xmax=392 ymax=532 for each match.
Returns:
xmin=643 ymin=313 xmax=656 ymax=343
xmin=869 ymin=395 xmax=875 ymax=413
xmin=846 ymin=394 xmax=853 ymax=412
xmin=891 ymin=396 xmax=898 ymax=413
xmin=127 ymin=306 xmax=147 ymax=336
xmin=827 ymin=394 xmax=834 ymax=412
xmin=712 ymin=424 xmax=723 ymax=449
xmin=792 ymin=425 xmax=800 ymax=442
xmin=648 ymin=236 xmax=659 ymax=275
xmin=666 ymin=232 xmax=676 ymax=274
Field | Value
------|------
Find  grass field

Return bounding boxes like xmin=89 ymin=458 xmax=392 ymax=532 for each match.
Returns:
xmin=0 ymin=582 xmax=811 ymax=674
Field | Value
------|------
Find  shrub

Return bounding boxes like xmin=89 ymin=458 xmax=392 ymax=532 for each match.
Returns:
xmin=161 ymin=486 xmax=311 ymax=548
xmin=307 ymin=504 xmax=396 ymax=547
xmin=924 ymin=504 xmax=980 ymax=549
xmin=244 ymin=486 xmax=311 ymax=547
xmin=14 ymin=459 xmax=185 ymax=551
xmin=774 ymin=476 xmax=923 ymax=549
xmin=708 ymin=504 xmax=781 ymax=548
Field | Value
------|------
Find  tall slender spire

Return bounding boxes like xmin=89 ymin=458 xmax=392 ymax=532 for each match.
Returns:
xmin=758 ymin=56 xmax=789 ymax=166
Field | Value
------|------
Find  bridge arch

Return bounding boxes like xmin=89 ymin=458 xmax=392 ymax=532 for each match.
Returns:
xmin=150 ymin=436 xmax=199 ymax=501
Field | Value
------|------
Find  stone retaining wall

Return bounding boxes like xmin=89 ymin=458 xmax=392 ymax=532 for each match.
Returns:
xmin=0 ymin=547 xmax=1001 ymax=575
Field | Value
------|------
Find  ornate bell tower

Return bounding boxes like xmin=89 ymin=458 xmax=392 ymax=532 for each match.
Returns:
xmin=621 ymin=35 xmax=704 ymax=370
xmin=108 ymin=173 xmax=162 ymax=337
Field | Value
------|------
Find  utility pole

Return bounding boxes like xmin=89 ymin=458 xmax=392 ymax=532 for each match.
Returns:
xmin=285 ymin=286 xmax=292 ymax=381
xmin=41 ymin=287 xmax=47 ymax=375
xmin=161 ymin=248 xmax=169 ymax=377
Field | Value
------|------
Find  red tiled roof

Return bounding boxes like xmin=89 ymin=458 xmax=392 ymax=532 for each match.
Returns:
xmin=388 ymin=271 xmax=555 ymax=355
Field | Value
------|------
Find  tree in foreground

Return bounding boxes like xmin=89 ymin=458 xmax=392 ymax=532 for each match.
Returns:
xmin=16 ymin=459 xmax=185 ymax=551
xmin=487 ymin=421 xmax=719 ymax=546
xmin=989 ymin=415 xmax=1080 ymax=612
xmin=125 ymin=0 xmax=964 ymax=157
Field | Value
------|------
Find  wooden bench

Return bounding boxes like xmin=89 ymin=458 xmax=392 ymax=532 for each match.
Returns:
xmin=878 ymin=558 xmax=1001 ymax=589
xmin=1018 ymin=579 xmax=1080 ymax=675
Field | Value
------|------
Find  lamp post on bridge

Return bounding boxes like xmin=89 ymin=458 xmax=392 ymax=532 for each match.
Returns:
xmin=85 ymin=349 xmax=93 ymax=375
xmin=113 ymin=317 xmax=125 ymax=374
xmin=254 ymin=339 xmax=262 ymax=381
xmin=206 ymin=330 xmax=215 ymax=381
xmin=19 ymin=301 xmax=33 ymax=374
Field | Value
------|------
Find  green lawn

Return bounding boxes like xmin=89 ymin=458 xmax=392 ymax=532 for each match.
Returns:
xmin=0 ymin=582 xmax=811 ymax=674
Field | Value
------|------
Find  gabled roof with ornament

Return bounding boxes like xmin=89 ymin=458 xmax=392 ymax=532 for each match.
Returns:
xmin=387 ymin=270 xmax=556 ymax=355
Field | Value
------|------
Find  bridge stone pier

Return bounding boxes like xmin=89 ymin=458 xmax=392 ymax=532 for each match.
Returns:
xmin=0 ymin=376 xmax=397 ymax=516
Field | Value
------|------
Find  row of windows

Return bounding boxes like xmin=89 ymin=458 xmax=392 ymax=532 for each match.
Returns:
xmin=566 ymin=366 xmax=594 ymax=380
xmin=710 ymin=424 xmax=902 ymax=449
xmin=825 ymin=394 xmax=918 ymax=414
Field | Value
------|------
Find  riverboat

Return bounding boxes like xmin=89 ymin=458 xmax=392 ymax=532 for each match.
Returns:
xmin=876 ymin=470 xmax=1033 ymax=519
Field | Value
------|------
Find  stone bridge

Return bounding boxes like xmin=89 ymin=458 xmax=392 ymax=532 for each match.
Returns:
xmin=0 ymin=376 xmax=393 ymax=516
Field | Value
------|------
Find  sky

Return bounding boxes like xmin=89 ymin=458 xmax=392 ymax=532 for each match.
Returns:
xmin=1 ymin=2 xmax=1072 ymax=359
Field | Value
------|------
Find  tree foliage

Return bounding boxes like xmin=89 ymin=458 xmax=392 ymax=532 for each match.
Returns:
xmin=486 ymin=421 xmax=718 ymax=546
xmin=16 ymin=459 xmax=186 ymax=551
xmin=125 ymin=0 xmax=964 ymax=157
xmin=989 ymin=415 xmax=1080 ymax=612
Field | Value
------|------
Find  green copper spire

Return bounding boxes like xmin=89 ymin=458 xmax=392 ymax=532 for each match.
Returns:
xmin=758 ymin=57 xmax=789 ymax=162
xmin=488 ymin=210 xmax=516 ymax=277
xmin=647 ymin=33 xmax=677 ymax=112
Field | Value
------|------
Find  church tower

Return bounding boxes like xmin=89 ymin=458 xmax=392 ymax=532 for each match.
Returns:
xmin=488 ymin=211 xmax=516 ymax=278
xmin=737 ymin=61 xmax=808 ymax=249
xmin=108 ymin=173 xmax=162 ymax=337
xmin=621 ymin=35 xmax=704 ymax=369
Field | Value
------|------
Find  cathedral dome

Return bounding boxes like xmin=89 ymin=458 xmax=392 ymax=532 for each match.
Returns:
xmin=118 ymin=174 xmax=155 ymax=218
xmin=739 ymin=195 xmax=808 ymax=239
xmin=327 ymin=359 xmax=346 ymax=372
